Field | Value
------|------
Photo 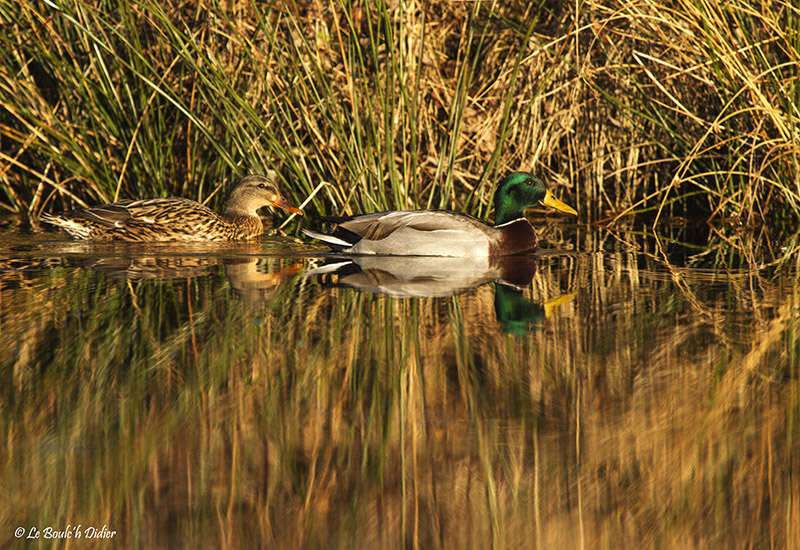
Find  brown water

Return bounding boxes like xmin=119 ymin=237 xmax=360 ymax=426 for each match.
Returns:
xmin=1 ymin=218 xmax=798 ymax=549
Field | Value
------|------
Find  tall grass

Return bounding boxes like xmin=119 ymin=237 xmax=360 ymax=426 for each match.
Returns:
xmin=592 ymin=0 xmax=800 ymax=225
xmin=0 ymin=0 xmax=798 ymax=226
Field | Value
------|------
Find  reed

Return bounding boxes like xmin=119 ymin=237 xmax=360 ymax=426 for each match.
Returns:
xmin=1 ymin=0 xmax=797 ymax=228
xmin=592 ymin=0 xmax=800 ymax=225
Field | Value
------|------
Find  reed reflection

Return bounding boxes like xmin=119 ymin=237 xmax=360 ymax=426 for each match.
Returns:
xmin=1 ymin=222 xmax=797 ymax=550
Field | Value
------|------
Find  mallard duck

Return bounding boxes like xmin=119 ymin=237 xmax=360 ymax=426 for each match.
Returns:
xmin=303 ymin=171 xmax=577 ymax=256
xmin=40 ymin=175 xmax=302 ymax=241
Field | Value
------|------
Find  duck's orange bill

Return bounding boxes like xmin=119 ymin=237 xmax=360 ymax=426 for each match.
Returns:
xmin=272 ymin=195 xmax=303 ymax=216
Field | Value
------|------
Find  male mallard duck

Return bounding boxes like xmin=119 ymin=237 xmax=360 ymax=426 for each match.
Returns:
xmin=303 ymin=171 xmax=576 ymax=256
xmin=41 ymin=174 xmax=302 ymax=241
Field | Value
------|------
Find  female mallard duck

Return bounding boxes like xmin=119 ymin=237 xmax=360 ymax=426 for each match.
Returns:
xmin=303 ymin=171 xmax=577 ymax=256
xmin=41 ymin=174 xmax=302 ymax=241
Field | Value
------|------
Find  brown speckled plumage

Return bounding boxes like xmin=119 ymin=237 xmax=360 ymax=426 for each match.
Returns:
xmin=41 ymin=175 xmax=302 ymax=241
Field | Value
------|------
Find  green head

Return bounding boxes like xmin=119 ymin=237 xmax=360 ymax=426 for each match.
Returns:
xmin=493 ymin=172 xmax=577 ymax=225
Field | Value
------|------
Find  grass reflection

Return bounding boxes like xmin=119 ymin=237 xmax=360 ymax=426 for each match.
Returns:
xmin=0 ymin=242 xmax=799 ymax=548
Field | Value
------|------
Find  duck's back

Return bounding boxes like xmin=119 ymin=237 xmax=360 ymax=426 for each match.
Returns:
xmin=309 ymin=210 xmax=495 ymax=256
xmin=42 ymin=197 xmax=263 ymax=241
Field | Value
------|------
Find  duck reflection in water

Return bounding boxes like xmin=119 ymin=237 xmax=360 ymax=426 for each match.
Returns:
xmin=51 ymin=242 xmax=302 ymax=304
xmin=305 ymin=254 xmax=574 ymax=333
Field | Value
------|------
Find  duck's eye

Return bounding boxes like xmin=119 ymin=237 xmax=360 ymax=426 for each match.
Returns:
xmin=525 ymin=179 xmax=534 ymax=186
xmin=258 ymin=183 xmax=267 ymax=189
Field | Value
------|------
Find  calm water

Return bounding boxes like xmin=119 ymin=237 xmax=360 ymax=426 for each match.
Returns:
xmin=1 ymin=217 xmax=798 ymax=549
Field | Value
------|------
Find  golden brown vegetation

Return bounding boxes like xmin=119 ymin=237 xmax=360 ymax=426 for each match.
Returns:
xmin=0 ymin=0 xmax=798 ymax=228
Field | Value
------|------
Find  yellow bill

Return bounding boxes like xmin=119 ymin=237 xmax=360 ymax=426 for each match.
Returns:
xmin=539 ymin=189 xmax=578 ymax=216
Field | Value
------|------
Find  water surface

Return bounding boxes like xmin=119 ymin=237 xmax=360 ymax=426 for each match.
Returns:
xmin=1 ymin=218 xmax=798 ymax=549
